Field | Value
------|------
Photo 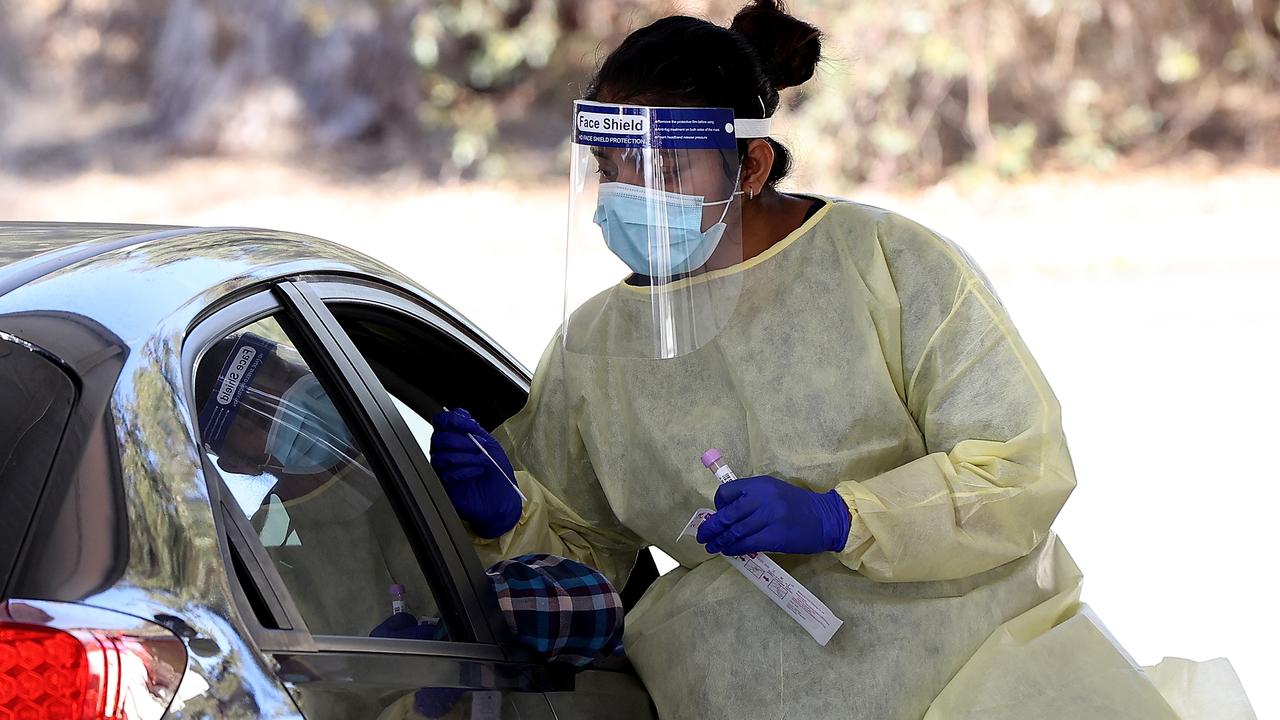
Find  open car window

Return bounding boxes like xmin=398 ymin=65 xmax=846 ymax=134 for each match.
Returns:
xmin=326 ymin=301 xmax=526 ymax=451
xmin=323 ymin=291 xmax=663 ymax=611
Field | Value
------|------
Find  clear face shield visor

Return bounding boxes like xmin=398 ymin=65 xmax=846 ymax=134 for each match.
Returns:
xmin=564 ymin=101 xmax=770 ymax=359
xmin=197 ymin=334 xmax=363 ymax=477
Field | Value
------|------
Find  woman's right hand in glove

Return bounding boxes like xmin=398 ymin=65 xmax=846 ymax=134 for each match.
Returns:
xmin=428 ymin=408 xmax=522 ymax=538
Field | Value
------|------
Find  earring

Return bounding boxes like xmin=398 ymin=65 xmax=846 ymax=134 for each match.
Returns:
xmin=747 ymin=187 xmax=756 ymax=200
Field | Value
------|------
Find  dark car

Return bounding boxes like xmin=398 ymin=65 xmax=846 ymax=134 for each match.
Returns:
xmin=0 ymin=223 xmax=660 ymax=719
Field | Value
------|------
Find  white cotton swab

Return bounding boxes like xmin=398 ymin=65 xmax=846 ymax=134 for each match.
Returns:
xmin=440 ymin=406 xmax=527 ymax=503
xmin=467 ymin=433 xmax=527 ymax=503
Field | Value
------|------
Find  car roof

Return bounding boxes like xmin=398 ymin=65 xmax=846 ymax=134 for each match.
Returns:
xmin=0 ymin=222 xmax=475 ymax=356
xmin=0 ymin=222 xmax=178 ymax=256
xmin=0 ymin=222 xmax=179 ymax=276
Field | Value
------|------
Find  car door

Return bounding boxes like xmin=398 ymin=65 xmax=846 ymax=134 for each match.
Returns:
xmin=302 ymin=275 xmax=659 ymax=720
xmin=187 ymin=286 xmax=560 ymax=720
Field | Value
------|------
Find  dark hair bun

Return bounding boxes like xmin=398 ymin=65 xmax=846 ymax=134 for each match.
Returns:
xmin=729 ymin=0 xmax=822 ymax=91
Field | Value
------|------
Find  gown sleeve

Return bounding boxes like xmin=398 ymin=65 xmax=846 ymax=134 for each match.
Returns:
xmin=834 ymin=212 xmax=1077 ymax=582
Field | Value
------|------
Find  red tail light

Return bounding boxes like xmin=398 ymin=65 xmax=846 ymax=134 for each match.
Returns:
xmin=0 ymin=624 xmax=89 ymax=717
xmin=1 ymin=601 xmax=187 ymax=720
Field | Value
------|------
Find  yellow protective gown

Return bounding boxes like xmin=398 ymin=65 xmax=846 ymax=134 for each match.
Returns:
xmin=476 ymin=199 xmax=1253 ymax=719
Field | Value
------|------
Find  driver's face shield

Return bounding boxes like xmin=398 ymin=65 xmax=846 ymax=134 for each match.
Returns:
xmin=200 ymin=339 xmax=364 ymax=478
xmin=221 ymin=386 xmax=366 ymax=477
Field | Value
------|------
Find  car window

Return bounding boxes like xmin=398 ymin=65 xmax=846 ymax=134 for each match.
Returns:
xmin=327 ymin=304 xmax=527 ymax=446
xmin=193 ymin=314 xmax=447 ymax=639
xmin=328 ymin=298 xmax=670 ymax=609
xmin=0 ymin=336 xmax=78 ymax=589
xmin=14 ymin=416 xmax=123 ymax=599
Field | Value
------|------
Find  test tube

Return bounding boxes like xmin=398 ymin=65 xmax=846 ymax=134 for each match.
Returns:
xmin=701 ymin=448 xmax=739 ymax=484
xmin=390 ymin=583 xmax=408 ymax=615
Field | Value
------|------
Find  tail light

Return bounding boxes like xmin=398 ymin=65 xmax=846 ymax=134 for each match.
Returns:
xmin=0 ymin=599 xmax=187 ymax=720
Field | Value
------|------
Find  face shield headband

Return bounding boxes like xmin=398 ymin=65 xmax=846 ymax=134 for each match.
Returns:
xmin=573 ymin=101 xmax=772 ymax=148
xmin=198 ymin=333 xmax=278 ymax=453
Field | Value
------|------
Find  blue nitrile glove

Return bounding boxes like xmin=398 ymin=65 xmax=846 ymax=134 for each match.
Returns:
xmin=370 ymin=612 xmax=447 ymax=641
xmin=428 ymin=408 xmax=522 ymax=539
xmin=695 ymin=475 xmax=851 ymax=556
xmin=372 ymin=615 xmax=465 ymax=717
xmin=413 ymin=687 xmax=466 ymax=719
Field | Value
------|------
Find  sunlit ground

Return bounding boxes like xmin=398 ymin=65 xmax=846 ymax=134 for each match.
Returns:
xmin=4 ymin=160 xmax=1278 ymax=716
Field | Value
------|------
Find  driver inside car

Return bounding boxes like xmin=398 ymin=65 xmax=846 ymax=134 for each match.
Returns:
xmin=194 ymin=330 xmax=441 ymax=638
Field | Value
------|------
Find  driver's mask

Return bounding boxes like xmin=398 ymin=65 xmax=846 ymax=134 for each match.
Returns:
xmin=263 ymin=374 xmax=353 ymax=474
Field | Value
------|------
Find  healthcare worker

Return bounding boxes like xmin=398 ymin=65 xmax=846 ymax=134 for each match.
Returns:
xmin=428 ymin=2 xmax=1255 ymax=719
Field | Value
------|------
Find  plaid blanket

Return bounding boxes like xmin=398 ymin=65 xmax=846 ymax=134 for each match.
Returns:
xmin=486 ymin=553 xmax=624 ymax=668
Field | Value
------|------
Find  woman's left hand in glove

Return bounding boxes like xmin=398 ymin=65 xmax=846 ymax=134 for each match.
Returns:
xmin=696 ymin=475 xmax=851 ymax=556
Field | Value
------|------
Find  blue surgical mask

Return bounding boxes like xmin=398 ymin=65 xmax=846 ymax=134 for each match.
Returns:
xmin=265 ymin=375 xmax=353 ymax=474
xmin=593 ymin=180 xmax=741 ymax=276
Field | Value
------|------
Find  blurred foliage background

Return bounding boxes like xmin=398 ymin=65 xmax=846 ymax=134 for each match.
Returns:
xmin=3 ymin=6 xmax=1279 ymax=714
xmin=1 ymin=0 xmax=1277 ymax=186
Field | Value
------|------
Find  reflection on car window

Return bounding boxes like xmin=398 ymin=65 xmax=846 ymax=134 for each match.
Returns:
xmin=193 ymin=315 xmax=445 ymax=638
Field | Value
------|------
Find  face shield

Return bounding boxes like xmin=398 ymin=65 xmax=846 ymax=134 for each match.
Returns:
xmin=197 ymin=333 xmax=363 ymax=478
xmin=564 ymin=100 xmax=771 ymax=359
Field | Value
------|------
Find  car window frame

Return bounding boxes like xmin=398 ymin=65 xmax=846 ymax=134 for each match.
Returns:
xmin=304 ymin=275 xmax=530 ymax=388
xmin=299 ymin=275 xmax=533 ymax=633
xmin=183 ymin=284 xmax=510 ymax=661
xmin=309 ymin=277 xmax=667 ymax=613
xmin=277 ymin=278 xmax=522 ymax=648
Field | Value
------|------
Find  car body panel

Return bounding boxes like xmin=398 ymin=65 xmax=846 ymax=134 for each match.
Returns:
xmin=0 ymin=223 xmax=655 ymax=719
xmin=0 ymin=223 xmax=524 ymax=377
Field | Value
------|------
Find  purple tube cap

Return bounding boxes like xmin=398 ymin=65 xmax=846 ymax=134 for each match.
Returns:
xmin=390 ymin=583 xmax=406 ymax=595
xmin=700 ymin=448 xmax=722 ymax=468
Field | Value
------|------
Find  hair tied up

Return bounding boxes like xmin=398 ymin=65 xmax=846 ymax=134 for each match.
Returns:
xmin=729 ymin=0 xmax=822 ymax=92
